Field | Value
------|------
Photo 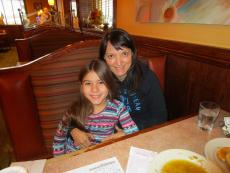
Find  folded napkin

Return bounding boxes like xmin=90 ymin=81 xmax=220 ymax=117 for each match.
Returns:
xmin=222 ymin=117 xmax=230 ymax=137
xmin=0 ymin=166 xmax=27 ymax=173
xmin=10 ymin=159 xmax=46 ymax=173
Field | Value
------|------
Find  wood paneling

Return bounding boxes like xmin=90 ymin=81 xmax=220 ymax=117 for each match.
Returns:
xmin=133 ymin=36 xmax=230 ymax=120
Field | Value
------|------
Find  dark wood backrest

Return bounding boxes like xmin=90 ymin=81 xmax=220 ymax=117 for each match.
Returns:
xmin=0 ymin=40 xmax=101 ymax=161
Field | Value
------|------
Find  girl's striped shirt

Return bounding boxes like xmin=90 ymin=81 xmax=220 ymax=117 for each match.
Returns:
xmin=53 ymin=99 xmax=138 ymax=156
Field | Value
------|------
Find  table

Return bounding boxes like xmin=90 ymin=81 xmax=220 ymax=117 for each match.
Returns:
xmin=44 ymin=110 xmax=229 ymax=173
xmin=0 ymin=30 xmax=10 ymax=51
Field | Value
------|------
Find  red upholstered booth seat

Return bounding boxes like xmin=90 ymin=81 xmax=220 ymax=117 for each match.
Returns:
xmin=147 ymin=56 xmax=166 ymax=91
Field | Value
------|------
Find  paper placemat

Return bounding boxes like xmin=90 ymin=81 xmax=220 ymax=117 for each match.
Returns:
xmin=126 ymin=146 xmax=157 ymax=173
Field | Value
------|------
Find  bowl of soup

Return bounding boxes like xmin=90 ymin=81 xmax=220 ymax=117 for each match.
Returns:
xmin=148 ymin=149 xmax=223 ymax=173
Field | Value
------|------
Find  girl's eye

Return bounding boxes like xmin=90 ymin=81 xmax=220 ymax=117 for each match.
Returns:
xmin=98 ymin=80 xmax=105 ymax=85
xmin=84 ymin=82 xmax=91 ymax=86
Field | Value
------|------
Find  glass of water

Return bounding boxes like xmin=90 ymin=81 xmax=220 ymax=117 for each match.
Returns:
xmin=198 ymin=101 xmax=220 ymax=131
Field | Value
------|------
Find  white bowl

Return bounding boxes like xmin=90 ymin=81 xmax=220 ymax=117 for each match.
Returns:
xmin=204 ymin=138 xmax=230 ymax=173
xmin=148 ymin=149 xmax=223 ymax=173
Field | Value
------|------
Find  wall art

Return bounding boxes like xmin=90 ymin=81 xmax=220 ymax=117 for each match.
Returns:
xmin=136 ymin=0 xmax=230 ymax=25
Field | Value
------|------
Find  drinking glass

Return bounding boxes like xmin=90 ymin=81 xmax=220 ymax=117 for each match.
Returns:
xmin=198 ymin=101 xmax=220 ymax=131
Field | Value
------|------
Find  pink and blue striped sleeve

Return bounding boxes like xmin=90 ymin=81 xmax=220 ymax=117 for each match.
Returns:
xmin=118 ymin=102 xmax=139 ymax=134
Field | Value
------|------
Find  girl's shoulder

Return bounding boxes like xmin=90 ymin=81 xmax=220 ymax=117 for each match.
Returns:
xmin=108 ymin=99 xmax=125 ymax=108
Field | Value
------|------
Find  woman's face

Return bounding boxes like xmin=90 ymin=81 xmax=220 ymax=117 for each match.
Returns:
xmin=104 ymin=42 xmax=132 ymax=80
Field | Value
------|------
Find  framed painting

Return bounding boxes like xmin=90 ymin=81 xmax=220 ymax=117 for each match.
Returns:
xmin=136 ymin=0 xmax=230 ymax=25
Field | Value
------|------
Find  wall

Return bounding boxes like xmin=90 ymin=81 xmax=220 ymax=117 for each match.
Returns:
xmin=116 ymin=0 xmax=230 ymax=49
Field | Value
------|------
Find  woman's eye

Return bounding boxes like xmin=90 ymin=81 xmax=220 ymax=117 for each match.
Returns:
xmin=106 ymin=54 xmax=114 ymax=59
xmin=122 ymin=51 xmax=129 ymax=57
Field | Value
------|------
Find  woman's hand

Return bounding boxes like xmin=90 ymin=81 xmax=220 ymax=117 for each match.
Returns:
xmin=70 ymin=128 xmax=93 ymax=148
xmin=102 ymin=126 xmax=125 ymax=142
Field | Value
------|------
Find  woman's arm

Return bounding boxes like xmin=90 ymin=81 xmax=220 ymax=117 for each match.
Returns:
xmin=101 ymin=125 xmax=125 ymax=142
xmin=70 ymin=128 xmax=93 ymax=148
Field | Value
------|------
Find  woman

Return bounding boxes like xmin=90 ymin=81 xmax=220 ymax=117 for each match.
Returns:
xmin=99 ymin=28 xmax=167 ymax=128
xmin=71 ymin=28 xmax=167 ymax=148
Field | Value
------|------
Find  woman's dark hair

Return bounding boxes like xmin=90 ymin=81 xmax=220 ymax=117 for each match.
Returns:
xmin=68 ymin=59 xmax=117 ymax=131
xmin=99 ymin=28 xmax=142 ymax=89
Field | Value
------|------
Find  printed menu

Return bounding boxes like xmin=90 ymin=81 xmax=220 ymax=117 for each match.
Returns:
xmin=63 ymin=146 xmax=157 ymax=173
xmin=64 ymin=157 xmax=124 ymax=173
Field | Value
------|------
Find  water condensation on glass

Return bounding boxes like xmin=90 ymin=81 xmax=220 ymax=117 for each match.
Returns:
xmin=198 ymin=101 xmax=220 ymax=131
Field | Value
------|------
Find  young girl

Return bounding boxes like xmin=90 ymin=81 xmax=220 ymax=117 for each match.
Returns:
xmin=53 ymin=59 xmax=138 ymax=156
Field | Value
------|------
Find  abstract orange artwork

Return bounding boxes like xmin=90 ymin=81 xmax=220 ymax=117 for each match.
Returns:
xmin=136 ymin=0 xmax=230 ymax=25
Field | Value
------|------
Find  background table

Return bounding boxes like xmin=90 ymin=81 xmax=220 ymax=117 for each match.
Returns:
xmin=0 ymin=30 xmax=11 ymax=51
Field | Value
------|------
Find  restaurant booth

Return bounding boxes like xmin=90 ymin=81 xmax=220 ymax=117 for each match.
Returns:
xmin=0 ymin=34 xmax=229 ymax=162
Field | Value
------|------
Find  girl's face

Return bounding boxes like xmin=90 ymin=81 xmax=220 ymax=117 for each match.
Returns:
xmin=104 ymin=42 xmax=132 ymax=81
xmin=81 ymin=71 xmax=109 ymax=113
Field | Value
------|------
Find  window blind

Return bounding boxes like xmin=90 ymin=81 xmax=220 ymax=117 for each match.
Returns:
xmin=0 ymin=0 xmax=26 ymax=24
xmin=78 ymin=0 xmax=113 ymax=27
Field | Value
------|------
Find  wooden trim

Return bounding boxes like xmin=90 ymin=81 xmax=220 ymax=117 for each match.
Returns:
xmin=113 ymin=0 xmax=117 ymax=28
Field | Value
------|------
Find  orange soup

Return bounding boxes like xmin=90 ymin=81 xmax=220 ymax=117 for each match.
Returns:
xmin=161 ymin=160 xmax=207 ymax=173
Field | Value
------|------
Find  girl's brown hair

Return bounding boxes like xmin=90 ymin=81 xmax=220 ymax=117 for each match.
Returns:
xmin=68 ymin=59 xmax=117 ymax=131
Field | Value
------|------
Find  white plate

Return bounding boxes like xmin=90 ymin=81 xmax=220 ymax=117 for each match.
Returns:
xmin=0 ymin=166 xmax=27 ymax=173
xmin=204 ymin=138 xmax=230 ymax=173
xmin=148 ymin=149 xmax=223 ymax=173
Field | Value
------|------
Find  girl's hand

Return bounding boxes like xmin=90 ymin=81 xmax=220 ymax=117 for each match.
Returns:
xmin=70 ymin=128 xmax=93 ymax=148
xmin=102 ymin=126 xmax=125 ymax=142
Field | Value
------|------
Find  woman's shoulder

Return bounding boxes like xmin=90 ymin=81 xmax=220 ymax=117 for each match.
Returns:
xmin=136 ymin=60 xmax=158 ymax=81
xmin=137 ymin=60 xmax=151 ymax=72
xmin=136 ymin=60 xmax=161 ymax=92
